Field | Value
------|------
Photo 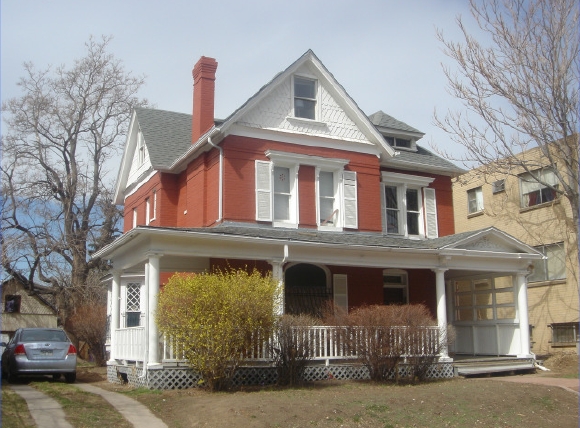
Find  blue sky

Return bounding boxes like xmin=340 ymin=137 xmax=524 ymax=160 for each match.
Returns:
xmin=2 ymin=0 xmax=474 ymax=167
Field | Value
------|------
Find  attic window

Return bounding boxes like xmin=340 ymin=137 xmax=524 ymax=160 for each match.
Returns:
xmin=137 ymin=130 xmax=145 ymax=165
xmin=294 ymin=76 xmax=316 ymax=120
xmin=385 ymin=136 xmax=412 ymax=149
xmin=4 ymin=295 xmax=21 ymax=313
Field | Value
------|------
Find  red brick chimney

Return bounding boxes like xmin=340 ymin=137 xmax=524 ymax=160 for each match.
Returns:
xmin=191 ymin=56 xmax=218 ymax=143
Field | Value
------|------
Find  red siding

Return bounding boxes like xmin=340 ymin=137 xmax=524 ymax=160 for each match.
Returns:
xmin=221 ymin=135 xmax=382 ymax=231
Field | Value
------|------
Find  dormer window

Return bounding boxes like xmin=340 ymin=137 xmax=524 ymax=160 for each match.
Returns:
xmin=385 ymin=136 xmax=412 ymax=149
xmin=294 ymin=76 xmax=317 ymax=120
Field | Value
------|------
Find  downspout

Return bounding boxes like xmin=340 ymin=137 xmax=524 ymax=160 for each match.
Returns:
xmin=207 ymin=133 xmax=223 ymax=223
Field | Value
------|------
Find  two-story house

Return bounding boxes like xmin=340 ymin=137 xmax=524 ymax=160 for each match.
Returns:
xmin=94 ymin=50 xmax=543 ymax=388
xmin=453 ymin=143 xmax=579 ymax=356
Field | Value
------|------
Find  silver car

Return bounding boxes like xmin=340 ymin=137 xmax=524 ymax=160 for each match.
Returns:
xmin=1 ymin=328 xmax=77 ymax=383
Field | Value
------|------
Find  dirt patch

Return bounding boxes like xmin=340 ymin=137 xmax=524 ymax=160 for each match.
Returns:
xmin=539 ymin=352 xmax=579 ymax=378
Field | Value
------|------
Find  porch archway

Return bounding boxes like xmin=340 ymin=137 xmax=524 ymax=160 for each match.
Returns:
xmin=284 ymin=263 xmax=330 ymax=317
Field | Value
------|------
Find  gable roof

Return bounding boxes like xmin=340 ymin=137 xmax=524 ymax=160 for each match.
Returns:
xmin=134 ymin=107 xmax=192 ymax=170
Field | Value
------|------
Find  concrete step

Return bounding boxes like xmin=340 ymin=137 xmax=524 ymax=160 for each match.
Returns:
xmin=454 ymin=358 xmax=535 ymax=376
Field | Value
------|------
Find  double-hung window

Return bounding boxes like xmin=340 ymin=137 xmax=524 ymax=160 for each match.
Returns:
xmin=256 ymin=152 xmax=356 ymax=230
xmin=382 ymin=172 xmax=437 ymax=238
xmin=467 ymin=187 xmax=484 ymax=214
xmin=125 ymin=283 xmax=141 ymax=328
xmin=529 ymin=242 xmax=566 ymax=283
xmin=519 ymin=167 xmax=559 ymax=208
xmin=318 ymin=171 xmax=336 ymax=226
xmin=137 ymin=130 xmax=146 ymax=165
xmin=293 ymin=76 xmax=317 ymax=120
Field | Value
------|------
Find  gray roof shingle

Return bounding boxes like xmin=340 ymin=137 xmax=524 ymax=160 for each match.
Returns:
xmin=368 ymin=110 xmax=423 ymax=134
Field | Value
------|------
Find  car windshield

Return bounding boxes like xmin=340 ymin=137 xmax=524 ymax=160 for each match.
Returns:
xmin=21 ymin=330 xmax=67 ymax=342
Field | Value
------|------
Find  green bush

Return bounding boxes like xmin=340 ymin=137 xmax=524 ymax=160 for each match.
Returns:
xmin=156 ymin=268 xmax=279 ymax=391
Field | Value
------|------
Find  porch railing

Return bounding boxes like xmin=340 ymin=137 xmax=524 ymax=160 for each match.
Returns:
xmin=113 ymin=327 xmax=146 ymax=361
xmin=160 ymin=325 xmax=441 ymax=364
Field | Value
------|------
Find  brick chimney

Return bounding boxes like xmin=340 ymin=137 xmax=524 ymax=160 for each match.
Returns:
xmin=191 ymin=56 xmax=218 ymax=143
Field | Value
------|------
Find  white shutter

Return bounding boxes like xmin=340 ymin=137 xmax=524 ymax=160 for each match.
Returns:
xmin=255 ymin=160 xmax=272 ymax=221
xmin=423 ymin=187 xmax=438 ymax=238
xmin=342 ymin=171 xmax=358 ymax=229
xmin=333 ymin=274 xmax=348 ymax=312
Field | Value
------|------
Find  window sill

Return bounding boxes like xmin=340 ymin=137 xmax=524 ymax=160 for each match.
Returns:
xmin=550 ymin=342 xmax=578 ymax=348
xmin=467 ymin=211 xmax=484 ymax=219
xmin=286 ymin=116 xmax=327 ymax=128
xmin=273 ymin=222 xmax=298 ymax=229
xmin=520 ymin=198 xmax=560 ymax=213
xmin=527 ymin=278 xmax=567 ymax=288
xmin=318 ymin=225 xmax=343 ymax=232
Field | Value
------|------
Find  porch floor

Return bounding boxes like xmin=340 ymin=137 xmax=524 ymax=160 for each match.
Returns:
xmin=452 ymin=355 xmax=536 ymax=377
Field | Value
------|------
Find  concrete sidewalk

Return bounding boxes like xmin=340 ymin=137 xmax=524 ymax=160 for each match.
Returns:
xmin=10 ymin=384 xmax=73 ymax=428
xmin=76 ymin=383 xmax=168 ymax=428
xmin=484 ymin=375 xmax=579 ymax=395
xmin=9 ymin=382 xmax=168 ymax=428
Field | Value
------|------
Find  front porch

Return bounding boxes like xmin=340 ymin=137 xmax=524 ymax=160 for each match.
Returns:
xmin=108 ymin=324 xmax=456 ymax=389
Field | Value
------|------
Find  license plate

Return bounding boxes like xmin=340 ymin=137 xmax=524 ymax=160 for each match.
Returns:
xmin=40 ymin=349 xmax=53 ymax=355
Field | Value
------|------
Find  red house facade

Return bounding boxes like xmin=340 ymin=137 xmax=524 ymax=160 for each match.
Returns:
xmin=95 ymin=51 xmax=541 ymax=388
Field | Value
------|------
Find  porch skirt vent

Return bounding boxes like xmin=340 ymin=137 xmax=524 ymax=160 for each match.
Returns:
xmin=108 ymin=362 xmax=454 ymax=390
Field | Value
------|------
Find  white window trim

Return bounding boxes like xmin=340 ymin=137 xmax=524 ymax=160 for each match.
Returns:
xmin=272 ymin=164 xmax=299 ymax=228
xmin=291 ymin=74 xmax=319 ymax=121
xmin=145 ymin=198 xmax=151 ymax=225
xmin=381 ymin=172 xmax=435 ymax=239
xmin=132 ymin=208 xmax=137 ymax=228
xmin=150 ymin=190 xmax=157 ymax=222
xmin=137 ymin=130 xmax=146 ymax=165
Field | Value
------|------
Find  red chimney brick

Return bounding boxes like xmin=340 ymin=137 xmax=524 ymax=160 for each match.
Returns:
xmin=192 ymin=56 xmax=218 ymax=143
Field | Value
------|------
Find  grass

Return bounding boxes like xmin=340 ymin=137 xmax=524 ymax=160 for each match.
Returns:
xmin=30 ymin=381 xmax=133 ymax=428
xmin=1 ymin=385 xmax=35 ymax=427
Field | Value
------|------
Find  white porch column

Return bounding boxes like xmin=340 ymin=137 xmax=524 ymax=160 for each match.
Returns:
xmin=147 ymin=254 xmax=161 ymax=366
xmin=516 ymin=272 xmax=533 ymax=358
xmin=270 ymin=261 xmax=285 ymax=316
xmin=433 ymin=268 xmax=451 ymax=361
xmin=109 ymin=270 xmax=121 ymax=363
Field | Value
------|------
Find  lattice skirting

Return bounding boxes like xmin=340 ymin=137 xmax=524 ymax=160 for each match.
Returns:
xmin=107 ymin=362 xmax=454 ymax=390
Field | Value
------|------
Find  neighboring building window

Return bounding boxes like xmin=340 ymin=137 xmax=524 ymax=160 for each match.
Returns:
xmin=467 ymin=187 xmax=484 ymax=214
xmin=385 ymin=136 xmax=412 ymax=149
xmin=383 ymin=270 xmax=408 ymax=305
xmin=126 ymin=283 xmax=141 ymax=328
xmin=132 ymin=208 xmax=137 ymax=228
xmin=4 ymin=295 xmax=21 ymax=313
xmin=294 ymin=76 xmax=316 ymax=120
xmin=520 ymin=167 xmax=559 ymax=208
xmin=529 ymin=242 xmax=566 ymax=282
xmin=550 ymin=322 xmax=579 ymax=346
xmin=137 ymin=130 xmax=145 ymax=165
xmin=492 ymin=179 xmax=505 ymax=194
xmin=145 ymin=198 xmax=151 ymax=225
xmin=382 ymin=172 xmax=437 ymax=238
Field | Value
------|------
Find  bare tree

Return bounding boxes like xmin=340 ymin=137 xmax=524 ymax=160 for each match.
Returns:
xmin=1 ymin=36 xmax=147 ymax=320
xmin=435 ymin=0 xmax=580 ymax=289
xmin=434 ymin=0 xmax=579 ymax=231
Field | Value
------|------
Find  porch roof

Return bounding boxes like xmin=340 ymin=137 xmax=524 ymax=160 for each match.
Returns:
xmin=94 ymin=223 xmax=543 ymax=274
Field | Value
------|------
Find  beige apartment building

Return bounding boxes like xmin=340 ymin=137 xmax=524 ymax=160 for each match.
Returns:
xmin=452 ymin=144 xmax=578 ymax=356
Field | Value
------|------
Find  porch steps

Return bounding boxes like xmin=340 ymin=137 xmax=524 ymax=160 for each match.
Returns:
xmin=453 ymin=357 xmax=535 ymax=377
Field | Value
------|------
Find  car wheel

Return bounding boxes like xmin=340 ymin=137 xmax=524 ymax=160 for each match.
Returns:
xmin=64 ymin=372 xmax=76 ymax=383
xmin=6 ymin=370 xmax=19 ymax=384
xmin=52 ymin=374 xmax=62 ymax=380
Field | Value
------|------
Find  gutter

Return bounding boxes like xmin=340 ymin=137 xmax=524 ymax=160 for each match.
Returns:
xmin=207 ymin=136 xmax=223 ymax=223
